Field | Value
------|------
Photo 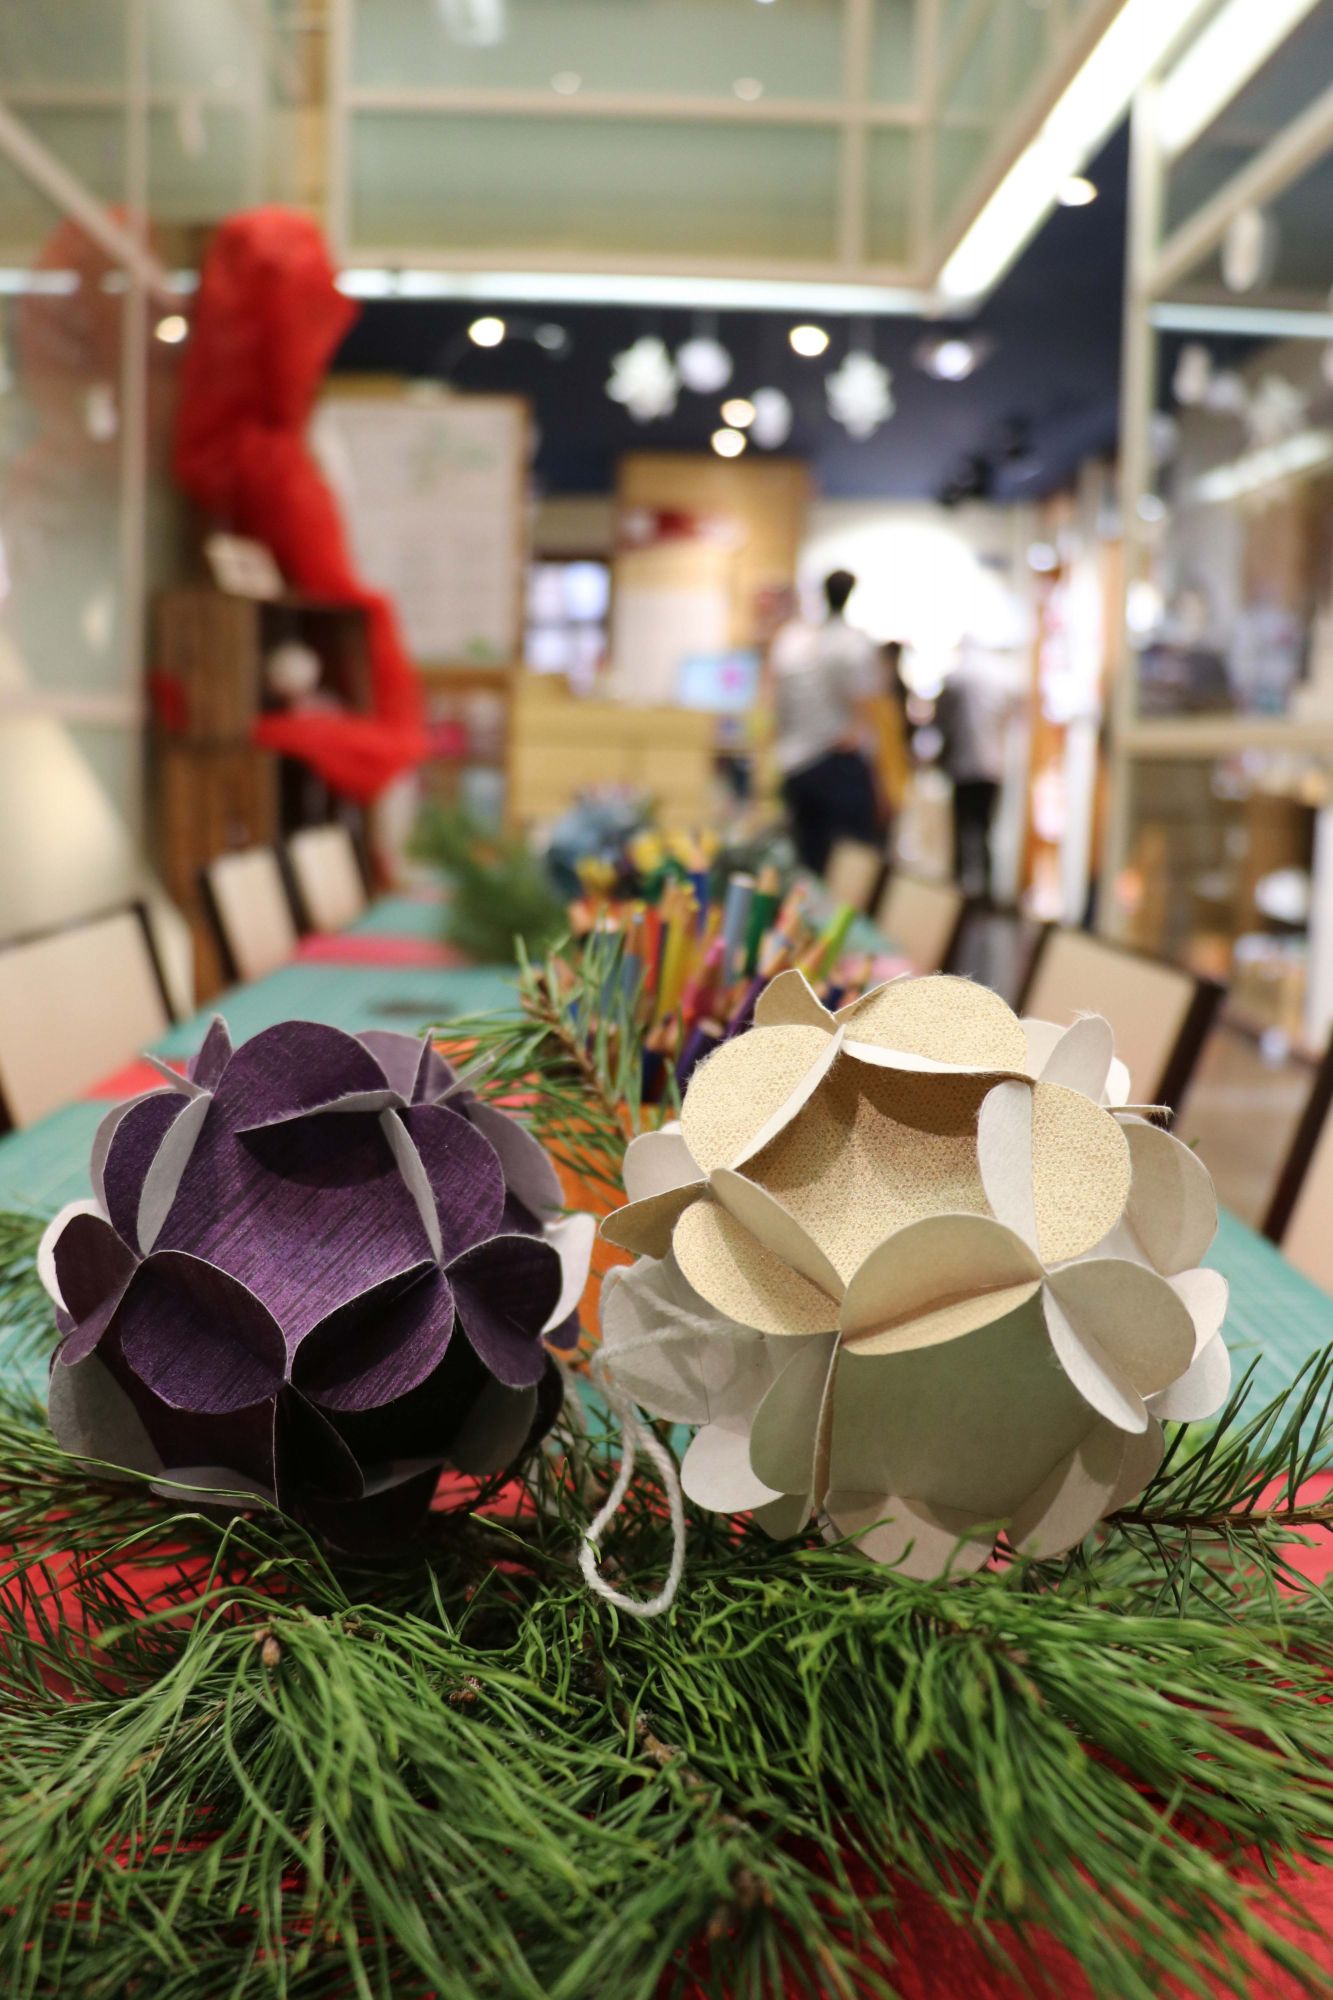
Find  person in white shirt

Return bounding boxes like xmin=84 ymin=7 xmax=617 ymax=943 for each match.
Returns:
xmin=936 ymin=641 xmax=1020 ymax=902
xmin=767 ymin=570 xmax=880 ymax=875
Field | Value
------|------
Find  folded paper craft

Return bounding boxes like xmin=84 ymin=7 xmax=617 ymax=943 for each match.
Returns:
xmin=40 ymin=1020 xmax=594 ymax=1549
xmin=599 ymin=972 xmax=1231 ymax=1579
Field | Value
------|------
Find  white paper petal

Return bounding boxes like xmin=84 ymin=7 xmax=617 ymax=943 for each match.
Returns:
xmin=141 ymin=1052 xmax=205 ymax=1098
xmin=1037 ymin=1014 xmax=1114 ymax=1102
xmin=47 ymin=1350 xmax=163 ymax=1476
xmin=748 ymin=1331 xmax=838 ymax=1498
xmin=1047 ymin=1258 xmax=1196 ymax=1408
xmin=752 ymin=1489 xmax=814 ymax=1538
xmin=823 ymin=1490 xmax=994 ymax=1578
xmin=136 ymin=1092 xmax=213 ymax=1254
xmin=707 ymin=1168 xmax=844 ymax=1301
xmin=622 ymin=1127 xmax=701 ymax=1203
xmin=1171 ymin=1266 xmax=1229 ymax=1354
xmin=1005 ymin=1421 xmax=1127 ymax=1558
xmin=754 ymin=968 xmax=837 ymax=1033
xmin=1042 ymin=1286 xmax=1147 ymax=1434
xmin=600 ymin=1182 xmax=703 ymax=1258
xmin=1105 ymin=1057 xmax=1131 ymax=1107
xmin=465 ymin=1099 xmax=565 ymax=1219
xmin=380 ymin=1108 xmax=444 ymax=1263
xmin=1147 ymin=1335 xmax=1231 ymax=1422
xmin=599 ymin=1256 xmax=777 ymax=1426
xmin=840 ymin=1213 xmax=1043 ymax=1354
xmin=1020 ymin=1019 xmax=1064 ymax=1078
xmin=1119 ymin=1121 xmax=1218 ymax=1275
xmin=977 ymin=1080 xmax=1039 ymax=1251
xmin=38 ymin=1200 xmax=104 ymax=1308
xmin=543 ymin=1211 xmax=596 ymax=1332
xmin=681 ymin=1421 xmax=784 ymax=1513
xmin=1104 ymin=1416 xmax=1165 ymax=1516
xmin=835 ymin=974 xmax=1028 ymax=1076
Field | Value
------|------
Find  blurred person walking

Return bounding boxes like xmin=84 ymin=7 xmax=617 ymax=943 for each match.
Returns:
xmin=768 ymin=569 xmax=880 ymax=875
xmin=937 ymin=640 xmax=1018 ymax=902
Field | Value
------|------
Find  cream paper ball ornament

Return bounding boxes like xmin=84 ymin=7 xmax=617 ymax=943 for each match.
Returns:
xmin=600 ymin=972 xmax=1230 ymax=1579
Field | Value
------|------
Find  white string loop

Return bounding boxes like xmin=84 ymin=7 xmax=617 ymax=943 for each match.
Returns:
xmin=577 ymin=1344 xmax=686 ymax=1619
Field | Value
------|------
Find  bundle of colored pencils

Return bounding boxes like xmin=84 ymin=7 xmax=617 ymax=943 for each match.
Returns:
xmin=596 ymin=865 xmax=875 ymax=1103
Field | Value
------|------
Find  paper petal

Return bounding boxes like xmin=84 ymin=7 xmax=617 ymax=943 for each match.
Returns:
xmin=449 ymin=1233 xmax=561 ymax=1387
xmin=38 ymin=1200 xmax=103 ymax=1309
xmin=1037 ymin=1015 xmax=1114 ymax=1101
xmin=622 ymin=1127 xmax=701 ymax=1203
xmin=681 ymin=1421 xmax=783 ymax=1513
xmin=102 ymin=1091 xmax=190 ymax=1250
xmin=708 ymin=1169 xmax=844 ymax=1300
xmin=276 ymin=1392 xmax=365 ymax=1503
xmin=1171 ymin=1266 xmax=1229 ymax=1352
xmin=189 ymin=1017 xmax=233 ymax=1090
xmin=451 ymin=1379 xmax=540 ymax=1476
xmin=753 ymin=968 xmax=837 ymax=1033
xmin=304 ymin=1466 xmax=441 ymax=1553
xmin=599 ymin=1256 xmax=777 ymax=1426
xmin=356 ymin=1028 xmax=426 ymax=1100
xmin=1005 ymin=1421 xmax=1127 ymax=1558
xmin=47 ymin=1349 xmax=163 ymax=1475
xmin=1148 ymin=1334 xmax=1231 ymax=1422
xmin=977 ymin=1081 xmax=1039 ymax=1251
xmin=840 ymin=1213 xmax=1042 ymax=1355
xmin=219 ymin=1020 xmax=393 ymax=1130
xmin=141 ymin=1052 xmax=204 ymax=1098
xmin=543 ymin=1210 xmax=596 ymax=1332
xmin=53 ymin=1212 xmax=137 ymax=1362
xmin=1044 ymin=1260 xmax=1195 ymax=1432
xmin=752 ymin=1490 xmax=814 ymax=1539
xmin=1105 ymin=1416 xmax=1165 ymax=1515
xmin=396 ymin=1102 xmax=511 ymax=1263
xmin=90 ymin=1093 xmax=152 ymax=1215
xmin=136 ymin=1092 xmax=212 ymax=1254
xmin=151 ymin=1465 xmax=277 ymax=1507
xmin=681 ymin=1024 xmax=843 ymax=1173
xmin=116 ymin=1251 xmax=287 ymax=1415
xmin=1120 ymin=1121 xmax=1218 ymax=1275
xmin=823 ymin=1490 xmax=994 ymax=1578
xmin=1030 ymin=1083 xmax=1131 ymax=1265
xmin=463 ymin=1099 xmax=565 ymax=1220
xmin=1105 ymin=1058 xmax=1131 ymax=1108
xmin=674 ymin=1196 xmax=839 ymax=1338
xmin=600 ymin=1183 xmax=703 ymax=1258
xmin=835 ymin=975 xmax=1029 ymax=1074
xmin=748 ymin=1331 xmax=838 ymax=1499
xmin=293 ymin=1264 xmax=454 ymax=1412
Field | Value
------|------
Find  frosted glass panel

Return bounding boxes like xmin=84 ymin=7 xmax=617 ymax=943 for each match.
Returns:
xmin=351 ymin=114 xmax=841 ymax=260
xmin=866 ymin=130 xmax=913 ymax=263
xmin=352 ymin=0 xmax=845 ymax=98
xmin=0 ymin=2 xmax=125 ymax=88
xmin=871 ymin=0 xmax=917 ymax=100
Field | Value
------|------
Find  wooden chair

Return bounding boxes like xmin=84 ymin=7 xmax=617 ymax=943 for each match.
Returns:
xmin=201 ymin=847 xmax=300 ymax=985
xmin=1017 ymin=926 xmax=1223 ymax=1108
xmin=0 ymin=903 xmax=175 ymax=1130
xmin=285 ymin=822 xmax=369 ymax=934
xmin=823 ymin=839 xmax=886 ymax=915
xmin=1264 ymin=1038 xmax=1333 ymax=1292
xmin=874 ymin=873 xmax=966 ymax=974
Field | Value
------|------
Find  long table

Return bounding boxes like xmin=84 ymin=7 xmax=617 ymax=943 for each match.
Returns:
xmin=0 ymin=898 xmax=1329 ymax=1417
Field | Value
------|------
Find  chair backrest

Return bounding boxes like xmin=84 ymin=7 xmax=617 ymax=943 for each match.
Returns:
xmin=874 ymin=873 xmax=966 ymax=974
xmin=1264 ymin=1040 xmax=1333 ymax=1293
xmin=1018 ymin=926 xmax=1222 ymax=1107
xmin=0 ymin=905 xmax=174 ymax=1130
xmin=823 ymin=839 xmax=885 ymax=915
xmin=202 ymin=847 xmax=299 ymax=984
xmin=286 ymin=823 xmax=368 ymax=934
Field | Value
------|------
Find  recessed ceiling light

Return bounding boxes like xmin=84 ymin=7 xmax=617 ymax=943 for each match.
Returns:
xmin=789 ymin=323 xmax=829 ymax=357
xmin=733 ymin=76 xmax=764 ymax=100
xmin=721 ymin=396 xmax=757 ymax=427
xmin=550 ymin=70 xmax=581 ymax=94
xmin=468 ymin=315 xmax=506 ymax=346
xmin=1056 ymin=175 xmax=1098 ymax=207
xmin=154 ymin=313 xmax=188 ymax=344
xmin=711 ymin=427 xmax=747 ymax=458
xmin=916 ymin=335 xmax=986 ymax=381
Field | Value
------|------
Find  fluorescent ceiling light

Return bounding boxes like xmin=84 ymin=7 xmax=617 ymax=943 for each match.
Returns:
xmin=1151 ymin=300 xmax=1333 ymax=340
xmin=937 ymin=0 xmax=1214 ymax=305
xmin=1191 ymin=428 xmax=1333 ymax=504
xmin=1156 ymin=0 xmax=1323 ymax=159
xmin=337 ymin=267 xmax=930 ymax=314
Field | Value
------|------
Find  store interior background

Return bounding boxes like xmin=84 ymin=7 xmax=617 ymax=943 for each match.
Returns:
xmin=3 ymin=0 xmax=1333 ymax=1230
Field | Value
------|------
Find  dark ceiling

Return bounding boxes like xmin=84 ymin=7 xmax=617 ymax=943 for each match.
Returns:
xmin=332 ymin=125 xmax=1129 ymax=504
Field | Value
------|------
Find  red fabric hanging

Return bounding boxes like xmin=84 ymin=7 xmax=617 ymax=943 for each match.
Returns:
xmin=173 ymin=208 xmax=427 ymax=801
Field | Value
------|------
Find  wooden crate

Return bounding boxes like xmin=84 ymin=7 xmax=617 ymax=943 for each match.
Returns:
xmin=154 ymin=741 xmax=280 ymax=999
xmin=152 ymin=589 xmax=372 ymax=744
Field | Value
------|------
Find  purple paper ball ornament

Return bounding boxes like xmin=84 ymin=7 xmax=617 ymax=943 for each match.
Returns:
xmin=40 ymin=1020 xmax=595 ymax=1550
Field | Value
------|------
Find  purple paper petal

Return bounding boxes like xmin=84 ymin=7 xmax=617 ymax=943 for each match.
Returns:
xmin=48 ymin=1350 xmax=163 ymax=1475
xmin=527 ymin=1354 xmax=565 ymax=1453
xmin=276 ymin=1391 xmax=364 ymax=1504
xmin=90 ymin=1093 xmax=154 ymax=1214
xmin=462 ymin=1100 xmax=564 ymax=1220
xmin=156 ymin=1110 xmax=435 ymax=1343
xmin=501 ymin=1191 xmax=542 ymax=1238
xmin=54 ymin=1213 xmax=137 ymax=1363
xmin=303 ymin=1465 xmax=441 ymax=1553
xmin=217 ymin=1021 xmax=393 ymax=1130
xmin=102 ymin=1093 xmax=189 ymax=1251
xmin=448 ymin=1234 xmax=562 ymax=1389
xmin=544 ymin=1308 xmax=581 ymax=1352
xmin=189 ymin=1017 xmax=233 ymax=1090
xmin=398 ymin=1104 xmax=506 ymax=1261
xmin=356 ymin=1029 xmax=424 ymax=1100
xmin=450 ymin=1379 xmax=537 ymax=1475
xmin=292 ymin=1264 xmax=455 ymax=1413
xmin=115 ymin=1251 xmax=287 ymax=1414
xmin=110 ymin=1353 xmax=280 ymax=1493
xmin=414 ymin=1039 xmax=454 ymax=1103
